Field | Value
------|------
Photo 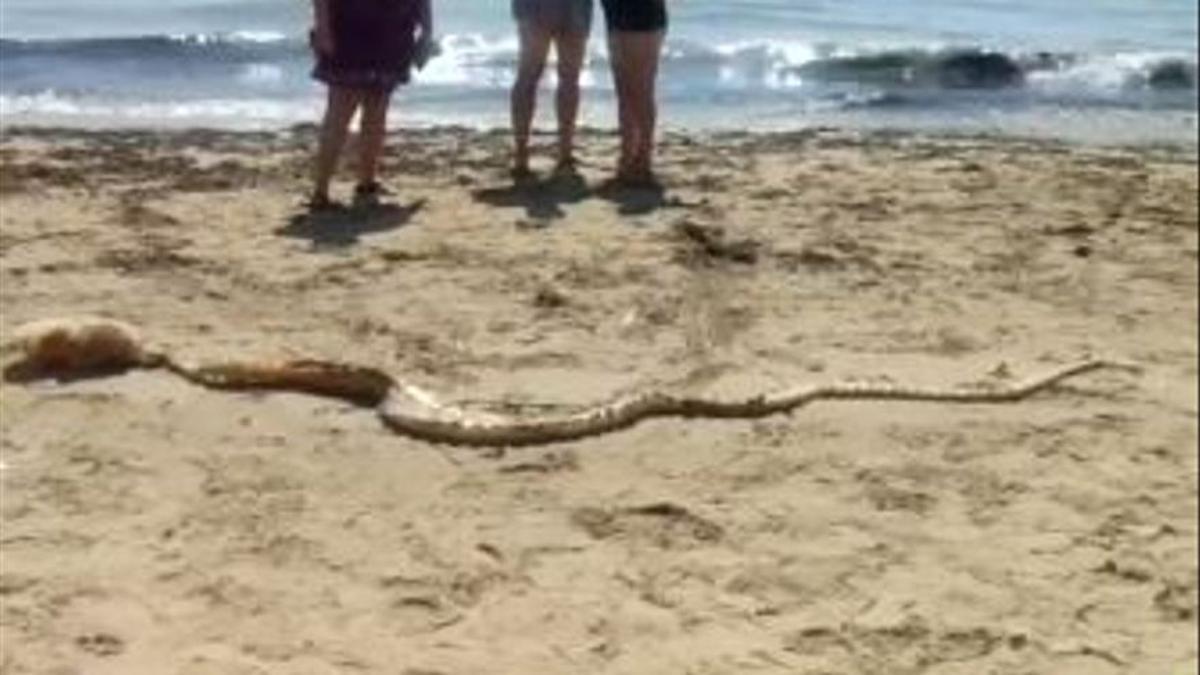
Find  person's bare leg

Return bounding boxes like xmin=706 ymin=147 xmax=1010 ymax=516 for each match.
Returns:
xmin=553 ymin=31 xmax=588 ymax=170
xmin=626 ymin=31 xmax=664 ymax=180
xmin=607 ymin=32 xmax=639 ymax=178
xmin=357 ymin=88 xmax=391 ymax=187
xmin=511 ymin=22 xmax=553 ymax=174
xmin=313 ymin=86 xmax=363 ymax=202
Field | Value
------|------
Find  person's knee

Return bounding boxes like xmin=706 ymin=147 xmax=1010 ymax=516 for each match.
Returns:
xmin=556 ymin=71 xmax=581 ymax=96
xmin=556 ymin=55 xmax=584 ymax=84
xmin=514 ymin=62 xmax=546 ymax=93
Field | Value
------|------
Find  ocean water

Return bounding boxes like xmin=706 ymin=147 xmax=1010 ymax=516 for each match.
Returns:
xmin=1 ymin=0 xmax=1197 ymax=144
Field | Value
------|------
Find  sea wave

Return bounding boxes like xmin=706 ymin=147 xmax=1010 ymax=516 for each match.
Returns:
xmin=2 ymin=33 xmax=1196 ymax=133
xmin=791 ymin=48 xmax=1197 ymax=94
xmin=2 ymin=33 xmax=1195 ymax=95
xmin=0 ymin=32 xmax=301 ymax=61
xmin=0 ymin=91 xmax=314 ymax=123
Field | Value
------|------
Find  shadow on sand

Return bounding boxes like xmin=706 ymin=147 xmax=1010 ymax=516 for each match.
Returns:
xmin=595 ymin=179 xmax=670 ymax=216
xmin=276 ymin=199 xmax=427 ymax=248
xmin=473 ymin=170 xmax=680 ymax=221
xmin=2 ymin=360 xmax=134 ymax=385
xmin=471 ymin=171 xmax=591 ymax=221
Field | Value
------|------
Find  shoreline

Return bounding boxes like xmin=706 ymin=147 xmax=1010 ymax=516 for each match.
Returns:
xmin=3 ymin=121 xmax=1198 ymax=159
xmin=3 ymin=103 xmax=1199 ymax=150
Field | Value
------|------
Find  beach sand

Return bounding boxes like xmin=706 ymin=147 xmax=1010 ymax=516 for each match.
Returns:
xmin=0 ymin=125 xmax=1196 ymax=674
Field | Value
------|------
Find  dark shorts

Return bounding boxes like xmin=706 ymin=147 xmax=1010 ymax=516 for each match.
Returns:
xmin=512 ymin=0 xmax=594 ymax=33
xmin=599 ymin=0 xmax=667 ymax=32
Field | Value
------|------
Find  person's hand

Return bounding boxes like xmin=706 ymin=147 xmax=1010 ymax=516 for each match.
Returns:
xmin=310 ymin=23 xmax=335 ymax=56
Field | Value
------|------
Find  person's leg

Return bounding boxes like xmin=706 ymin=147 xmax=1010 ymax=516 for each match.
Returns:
xmin=313 ymin=86 xmax=363 ymax=203
xmin=357 ymin=87 xmax=392 ymax=188
xmin=553 ymin=30 xmax=589 ymax=169
xmin=625 ymin=30 xmax=664 ymax=179
xmin=511 ymin=22 xmax=553 ymax=174
xmin=607 ymin=32 xmax=639 ymax=177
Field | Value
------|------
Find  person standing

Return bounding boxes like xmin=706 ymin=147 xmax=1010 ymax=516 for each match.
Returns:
xmin=510 ymin=0 xmax=595 ymax=177
xmin=309 ymin=0 xmax=434 ymax=208
xmin=599 ymin=0 xmax=666 ymax=186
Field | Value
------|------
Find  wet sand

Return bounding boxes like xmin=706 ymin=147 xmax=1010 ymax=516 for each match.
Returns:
xmin=0 ymin=125 xmax=1196 ymax=674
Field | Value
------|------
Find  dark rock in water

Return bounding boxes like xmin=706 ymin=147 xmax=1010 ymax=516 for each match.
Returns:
xmin=796 ymin=49 xmax=1025 ymax=90
xmin=793 ymin=50 xmax=923 ymax=85
xmin=935 ymin=51 xmax=1024 ymax=89
xmin=1147 ymin=60 xmax=1196 ymax=90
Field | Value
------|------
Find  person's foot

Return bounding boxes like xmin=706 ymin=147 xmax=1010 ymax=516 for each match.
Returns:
xmin=554 ymin=155 xmax=580 ymax=176
xmin=353 ymin=180 xmax=389 ymax=208
xmin=615 ymin=167 xmax=663 ymax=191
xmin=307 ymin=191 xmax=340 ymax=212
xmin=615 ymin=154 xmax=635 ymax=179
xmin=509 ymin=164 xmax=536 ymax=185
xmin=512 ymin=146 xmax=533 ymax=177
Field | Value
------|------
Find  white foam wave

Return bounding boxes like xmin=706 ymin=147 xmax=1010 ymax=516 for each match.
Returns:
xmin=238 ymin=63 xmax=286 ymax=85
xmin=0 ymin=91 xmax=316 ymax=127
xmin=421 ymin=34 xmax=819 ymax=89
xmin=1027 ymin=51 xmax=1196 ymax=93
xmin=164 ymin=30 xmax=289 ymax=45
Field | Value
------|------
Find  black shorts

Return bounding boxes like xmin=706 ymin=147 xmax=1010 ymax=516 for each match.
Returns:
xmin=600 ymin=0 xmax=667 ymax=32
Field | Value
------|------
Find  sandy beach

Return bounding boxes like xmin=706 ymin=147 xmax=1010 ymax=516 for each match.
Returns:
xmin=0 ymin=125 xmax=1196 ymax=674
